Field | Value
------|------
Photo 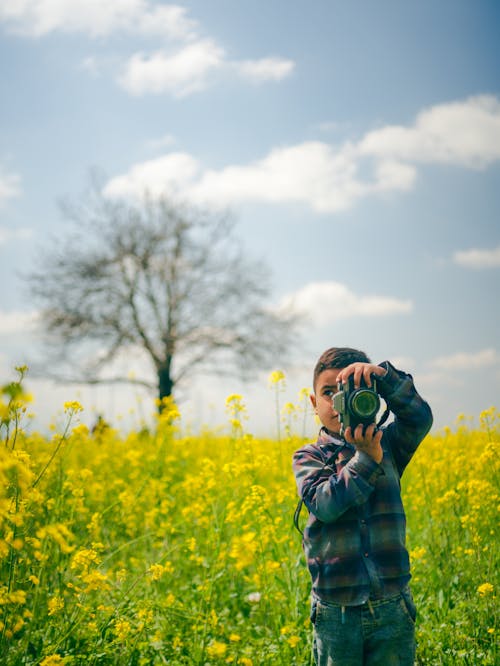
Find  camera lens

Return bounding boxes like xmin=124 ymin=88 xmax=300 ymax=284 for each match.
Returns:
xmin=350 ymin=389 xmax=380 ymax=419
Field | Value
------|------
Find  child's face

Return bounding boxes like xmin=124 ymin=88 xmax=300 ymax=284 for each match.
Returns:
xmin=310 ymin=368 xmax=342 ymax=434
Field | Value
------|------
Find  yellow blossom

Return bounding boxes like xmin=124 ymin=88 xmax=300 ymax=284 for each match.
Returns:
xmin=114 ymin=618 xmax=132 ymax=642
xmin=268 ymin=370 xmax=286 ymax=387
xmin=477 ymin=582 xmax=494 ymax=596
xmin=225 ymin=393 xmax=244 ymax=406
xmin=40 ymin=656 xmax=66 ymax=666
xmin=48 ymin=596 xmax=64 ymax=616
xmin=148 ymin=563 xmax=166 ymax=581
xmin=410 ymin=546 xmax=427 ymax=561
xmin=70 ymin=547 xmax=101 ymax=571
xmin=81 ymin=570 xmax=111 ymax=592
xmin=63 ymin=401 xmax=83 ymax=414
xmin=71 ymin=423 xmax=89 ymax=436
xmin=207 ymin=640 xmax=227 ymax=658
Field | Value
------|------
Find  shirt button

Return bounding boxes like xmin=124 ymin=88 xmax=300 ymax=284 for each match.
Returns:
xmin=364 ymin=552 xmax=369 ymax=557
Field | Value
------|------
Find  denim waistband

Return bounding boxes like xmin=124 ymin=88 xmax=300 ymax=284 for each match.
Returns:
xmin=313 ymin=588 xmax=406 ymax=609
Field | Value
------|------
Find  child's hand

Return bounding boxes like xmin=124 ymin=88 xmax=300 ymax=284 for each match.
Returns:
xmin=336 ymin=362 xmax=387 ymax=388
xmin=344 ymin=422 xmax=383 ymax=463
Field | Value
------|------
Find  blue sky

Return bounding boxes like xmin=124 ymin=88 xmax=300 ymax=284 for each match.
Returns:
xmin=1 ymin=1 xmax=499 ymax=434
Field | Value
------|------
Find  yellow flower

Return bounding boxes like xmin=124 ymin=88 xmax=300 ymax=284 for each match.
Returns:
xmin=207 ymin=640 xmax=227 ymax=658
xmin=148 ymin=563 xmax=166 ymax=581
xmin=226 ymin=393 xmax=244 ymax=406
xmin=63 ymin=401 xmax=83 ymax=414
xmin=209 ymin=609 xmax=218 ymax=628
xmin=287 ymin=635 xmax=301 ymax=648
xmin=70 ymin=547 xmax=101 ymax=571
xmin=47 ymin=596 xmax=64 ymax=616
xmin=40 ymin=656 xmax=66 ymax=666
xmin=156 ymin=396 xmax=180 ymax=424
xmin=409 ymin=546 xmax=426 ymax=561
xmin=477 ymin=582 xmax=494 ymax=596
xmin=5 ymin=589 xmax=27 ymax=605
xmin=12 ymin=618 xmax=25 ymax=634
xmin=268 ymin=370 xmax=286 ymax=387
xmin=38 ymin=524 xmax=75 ymax=555
xmin=71 ymin=423 xmax=89 ymax=436
xmin=281 ymin=402 xmax=296 ymax=416
xmin=114 ymin=618 xmax=132 ymax=642
xmin=81 ymin=570 xmax=111 ymax=592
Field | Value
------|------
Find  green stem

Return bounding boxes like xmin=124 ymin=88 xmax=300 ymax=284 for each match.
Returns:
xmin=32 ymin=415 xmax=74 ymax=489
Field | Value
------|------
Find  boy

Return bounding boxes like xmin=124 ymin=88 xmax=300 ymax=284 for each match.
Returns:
xmin=293 ymin=347 xmax=432 ymax=666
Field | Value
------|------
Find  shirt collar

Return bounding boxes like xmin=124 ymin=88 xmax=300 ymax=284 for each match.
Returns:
xmin=317 ymin=427 xmax=353 ymax=450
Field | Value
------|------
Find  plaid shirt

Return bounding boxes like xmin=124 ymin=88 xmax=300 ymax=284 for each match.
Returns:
xmin=293 ymin=361 xmax=433 ymax=606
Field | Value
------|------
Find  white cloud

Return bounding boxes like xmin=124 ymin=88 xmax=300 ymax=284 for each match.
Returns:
xmin=0 ymin=170 xmax=21 ymax=205
xmin=359 ymin=95 xmax=500 ymax=169
xmin=106 ymin=140 xmax=415 ymax=212
xmin=0 ymin=310 xmax=39 ymax=335
xmin=279 ymin=281 xmax=413 ymax=324
xmin=103 ymin=152 xmax=201 ymax=199
xmin=104 ymin=95 xmax=500 ymax=212
xmin=118 ymin=45 xmax=294 ymax=98
xmin=0 ymin=3 xmax=294 ymax=98
xmin=429 ymin=348 xmax=500 ymax=371
xmin=192 ymin=142 xmax=366 ymax=212
xmin=0 ymin=1 xmax=197 ymax=40
xmin=453 ymin=245 xmax=500 ymax=269
xmin=0 ymin=226 xmax=32 ymax=245
xmin=118 ymin=39 xmax=225 ymax=97
xmin=236 ymin=57 xmax=295 ymax=83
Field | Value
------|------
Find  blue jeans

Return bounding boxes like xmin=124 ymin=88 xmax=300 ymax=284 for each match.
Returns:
xmin=311 ymin=589 xmax=416 ymax=665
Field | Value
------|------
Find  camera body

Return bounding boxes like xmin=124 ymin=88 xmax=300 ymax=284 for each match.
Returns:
xmin=332 ymin=375 xmax=380 ymax=435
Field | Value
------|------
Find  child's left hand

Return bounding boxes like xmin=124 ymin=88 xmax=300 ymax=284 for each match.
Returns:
xmin=344 ymin=422 xmax=383 ymax=463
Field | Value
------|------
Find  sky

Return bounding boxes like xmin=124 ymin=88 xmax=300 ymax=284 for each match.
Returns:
xmin=0 ymin=0 xmax=499 ymax=436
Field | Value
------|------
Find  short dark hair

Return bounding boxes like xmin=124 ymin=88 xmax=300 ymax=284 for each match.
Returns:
xmin=313 ymin=347 xmax=371 ymax=391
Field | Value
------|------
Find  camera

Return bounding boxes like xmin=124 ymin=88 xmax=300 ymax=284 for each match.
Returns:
xmin=332 ymin=375 xmax=380 ymax=435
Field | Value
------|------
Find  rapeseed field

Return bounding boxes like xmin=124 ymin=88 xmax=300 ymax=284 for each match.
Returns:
xmin=1 ymin=367 xmax=498 ymax=664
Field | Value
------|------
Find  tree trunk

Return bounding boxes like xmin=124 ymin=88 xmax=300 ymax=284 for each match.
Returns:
xmin=157 ymin=362 xmax=174 ymax=410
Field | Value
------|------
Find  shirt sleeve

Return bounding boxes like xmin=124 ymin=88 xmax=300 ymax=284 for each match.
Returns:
xmin=376 ymin=361 xmax=433 ymax=476
xmin=292 ymin=444 xmax=384 ymax=523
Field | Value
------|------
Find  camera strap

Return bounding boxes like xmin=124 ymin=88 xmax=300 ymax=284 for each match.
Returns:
xmin=376 ymin=404 xmax=391 ymax=428
xmin=293 ymin=498 xmax=305 ymax=536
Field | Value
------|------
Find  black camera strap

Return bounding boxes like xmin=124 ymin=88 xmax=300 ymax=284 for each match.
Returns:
xmin=293 ymin=498 xmax=305 ymax=536
xmin=377 ymin=405 xmax=391 ymax=428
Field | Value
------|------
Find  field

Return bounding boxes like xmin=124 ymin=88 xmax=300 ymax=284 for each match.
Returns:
xmin=1 ymin=367 xmax=498 ymax=665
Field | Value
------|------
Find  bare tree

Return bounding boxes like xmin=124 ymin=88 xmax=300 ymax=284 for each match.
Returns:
xmin=27 ymin=184 xmax=300 ymax=406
